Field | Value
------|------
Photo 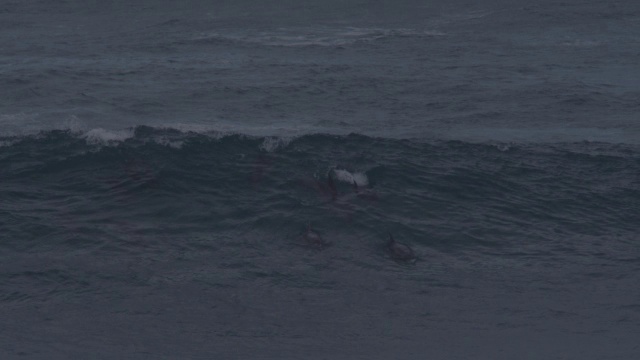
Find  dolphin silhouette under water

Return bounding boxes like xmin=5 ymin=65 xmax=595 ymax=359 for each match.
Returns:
xmin=301 ymin=223 xmax=331 ymax=249
xmin=387 ymin=233 xmax=416 ymax=261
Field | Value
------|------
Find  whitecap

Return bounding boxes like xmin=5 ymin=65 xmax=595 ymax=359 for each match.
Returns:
xmin=82 ymin=128 xmax=135 ymax=146
xmin=260 ymin=136 xmax=292 ymax=152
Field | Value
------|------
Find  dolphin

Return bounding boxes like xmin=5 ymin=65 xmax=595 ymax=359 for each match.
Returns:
xmin=304 ymin=171 xmax=338 ymax=202
xmin=302 ymin=223 xmax=331 ymax=249
xmin=387 ymin=233 xmax=416 ymax=261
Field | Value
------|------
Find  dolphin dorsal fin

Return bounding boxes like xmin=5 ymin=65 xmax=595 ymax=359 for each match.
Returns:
xmin=388 ymin=233 xmax=395 ymax=244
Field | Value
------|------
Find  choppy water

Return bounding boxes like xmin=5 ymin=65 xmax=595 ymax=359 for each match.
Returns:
xmin=1 ymin=0 xmax=639 ymax=359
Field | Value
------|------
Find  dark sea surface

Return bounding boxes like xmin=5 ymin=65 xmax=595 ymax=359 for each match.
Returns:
xmin=1 ymin=1 xmax=639 ymax=359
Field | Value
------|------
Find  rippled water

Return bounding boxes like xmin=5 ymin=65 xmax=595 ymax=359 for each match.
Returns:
xmin=1 ymin=0 xmax=639 ymax=358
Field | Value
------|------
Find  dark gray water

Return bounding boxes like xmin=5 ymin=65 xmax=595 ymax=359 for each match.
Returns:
xmin=1 ymin=1 xmax=639 ymax=359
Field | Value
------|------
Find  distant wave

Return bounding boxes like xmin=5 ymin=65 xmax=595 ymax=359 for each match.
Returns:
xmin=189 ymin=27 xmax=445 ymax=47
xmin=2 ymin=125 xmax=640 ymax=155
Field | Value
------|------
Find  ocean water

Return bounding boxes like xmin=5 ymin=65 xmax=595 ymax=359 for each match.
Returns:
xmin=1 ymin=1 xmax=639 ymax=359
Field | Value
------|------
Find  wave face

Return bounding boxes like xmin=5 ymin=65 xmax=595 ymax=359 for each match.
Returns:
xmin=3 ymin=127 xmax=637 ymax=255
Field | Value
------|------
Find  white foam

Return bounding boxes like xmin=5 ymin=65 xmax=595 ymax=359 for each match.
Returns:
xmin=491 ymin=142 xmax=514 ymax=152
xmin=160 ymin=123 xmax=224 ymax=137
xmin=260 ymin=136 xmax=292 ymax=152
xmin=82 ymin=128 xmax=135 ymax=146
xmin=59 ymin=115 xmax=88 ymax=133
xmin=156 ymin=138 xmax=185 ymax=149
xmin=0 ymin=139 xmax=18 ymax=147
xmin=333 ymin=169 xmax=369 ymax=187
